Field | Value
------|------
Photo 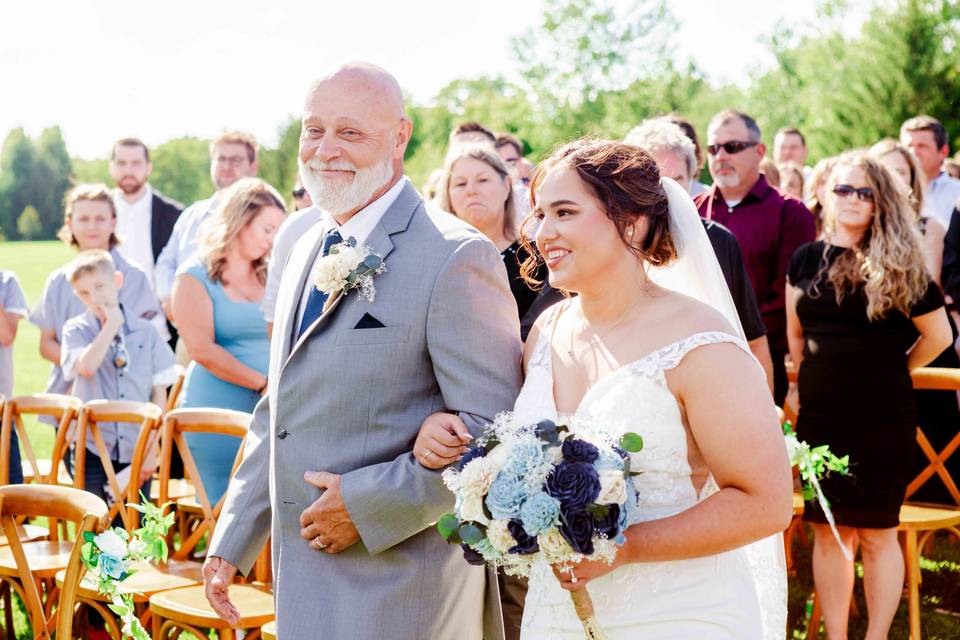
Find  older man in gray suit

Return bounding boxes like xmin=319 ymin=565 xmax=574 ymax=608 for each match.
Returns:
xmin=202 ymin=62 xmax=523 ymax=639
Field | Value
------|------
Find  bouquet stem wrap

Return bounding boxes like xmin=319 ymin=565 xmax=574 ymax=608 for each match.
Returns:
xmin=570 ymin=588 xmax=606 ymax=639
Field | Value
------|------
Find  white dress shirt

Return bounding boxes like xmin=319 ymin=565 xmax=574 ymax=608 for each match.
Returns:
xmin=114 ymin=184 xmax=156 ymax=285
xmin=923 ymin=172 xmax=960 ymax=229
xmin=154 ymin=195 xmax=217 ymax=299
xmin=295 ymin=177 xmax=408 ymax=332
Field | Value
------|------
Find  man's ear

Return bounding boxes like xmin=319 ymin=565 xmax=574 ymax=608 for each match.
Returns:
xmin=115 ymin=270 xmax=124 ymax=289
xmin=395 ymin=118 xmax=414 ymax=158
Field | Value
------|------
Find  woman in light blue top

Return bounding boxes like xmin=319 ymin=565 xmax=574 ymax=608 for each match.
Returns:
xmin=171 ymin=178 xmax=286 ymax=504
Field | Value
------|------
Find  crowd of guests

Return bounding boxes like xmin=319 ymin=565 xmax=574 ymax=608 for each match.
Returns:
xmin=2 ymin=108 xmax=960 ymax=639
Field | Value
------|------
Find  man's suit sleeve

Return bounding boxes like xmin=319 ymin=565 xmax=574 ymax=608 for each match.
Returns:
xmin=207 ymin=393 xmax=274 ymax=575
xmin=340 ymin=238 xmax=523 ymax=555
xmin=942 ymin=207 xmax=960 ymax=304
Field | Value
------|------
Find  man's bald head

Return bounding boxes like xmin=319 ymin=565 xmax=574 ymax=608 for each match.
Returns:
xmin=306 ymin=62 xmax=406 ymax=124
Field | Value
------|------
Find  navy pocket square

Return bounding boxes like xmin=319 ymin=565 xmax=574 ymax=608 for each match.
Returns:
xmin=354 ymin=313 xmax=386 ymax=329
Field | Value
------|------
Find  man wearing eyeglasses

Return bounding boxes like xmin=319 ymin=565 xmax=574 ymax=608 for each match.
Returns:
xmin=154 ymin=131 xmax=260 ymax=326
xmin=696 ymin=109 xmax=816 ymax=405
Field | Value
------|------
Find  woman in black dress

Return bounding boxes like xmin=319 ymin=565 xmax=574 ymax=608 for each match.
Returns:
xmin=786 ymin=152 xmax=952 ymax=640
xmin=437 ymin=144 xmax=550 ymax=338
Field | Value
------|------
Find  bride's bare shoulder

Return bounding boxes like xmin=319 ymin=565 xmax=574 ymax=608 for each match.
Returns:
xmin=654 ymin=290 xmax=738 ymax=338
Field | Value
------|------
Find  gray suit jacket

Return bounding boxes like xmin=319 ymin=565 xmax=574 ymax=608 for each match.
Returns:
xmin=208 ymin=181 xmax=523 ymax=639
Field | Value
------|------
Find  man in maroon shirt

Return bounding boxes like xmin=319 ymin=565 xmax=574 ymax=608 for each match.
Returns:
xmin=695 ymin=109 xmax=815 ymax=405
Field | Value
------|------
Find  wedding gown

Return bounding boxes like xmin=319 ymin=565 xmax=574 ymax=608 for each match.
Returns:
xmin=515 ymin=307 xmax=777 ymax=639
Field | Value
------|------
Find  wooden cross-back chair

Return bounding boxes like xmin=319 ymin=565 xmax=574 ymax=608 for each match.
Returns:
xmin=72 ymin=400 xmax=163 ymax=532
xmin=0 ymin=484 xmax=107 ymax=640
xmin=148 ymin=408 xmax=274 ymax=640
xmin=906 ymin=367 xmax=960 ymax=506
xmin=157 ymin=408 xmax=251 ymax=561
xmin=0 ymin=394 xmax=81 ymax=486
xmin=164 ymin=365 xmax=186 ymax=414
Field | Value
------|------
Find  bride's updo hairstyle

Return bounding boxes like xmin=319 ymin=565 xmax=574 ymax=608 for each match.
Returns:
xmin=520 ymin=138 xmax=677 ymax=287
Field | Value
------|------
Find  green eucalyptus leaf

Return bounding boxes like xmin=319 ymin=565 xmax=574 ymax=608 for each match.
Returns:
xmin=459 ymin=524 xmax=485 ymax=545
xmin=619 ymin=432 xmax=644 ymax=452
xmin=437 ymin=513 xmax=461 ymax=542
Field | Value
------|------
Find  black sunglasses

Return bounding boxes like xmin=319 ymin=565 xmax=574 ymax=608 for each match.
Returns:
xmin=292 ymin=188 xmax=307 ymax=198
xmin=832 ymin=184 xmax=874 ymax=202
xmin=706 ymin=140 xmax=758 ymax=156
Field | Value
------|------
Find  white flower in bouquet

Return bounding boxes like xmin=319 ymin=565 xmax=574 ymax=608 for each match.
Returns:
xmin=596 ymin=470 xmax=627 ymax=505
xmin=457 ymin=493 xmax=490 ymax=526
xmin=459 ymin=457 xmax=498 ymax=497
xmin=311 ymin=237 xmax=386 ymax=302
xmin=487 ymin=520 xmax=515 ymax=554
xmin=537 ymin=528 xmax=575 ymax=563
xmin=93 ymin=530 xmax=128 ymax=559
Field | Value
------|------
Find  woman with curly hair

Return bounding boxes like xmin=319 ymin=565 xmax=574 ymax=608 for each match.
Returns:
xmin=171 ymin=177 xmax=286 ymax=502
xmin=786 ymin=152 xmax=952 ymax=640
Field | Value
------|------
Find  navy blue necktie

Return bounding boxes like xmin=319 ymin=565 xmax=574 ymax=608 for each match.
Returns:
xmin=296 ymin=228 xmax=343 ymax=340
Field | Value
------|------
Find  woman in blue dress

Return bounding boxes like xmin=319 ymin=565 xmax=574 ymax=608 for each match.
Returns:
xmin=171 ymin=178 xmax=286 ymax=504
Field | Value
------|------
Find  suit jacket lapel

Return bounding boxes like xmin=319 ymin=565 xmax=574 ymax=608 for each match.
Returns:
xmin=149 ymin=194 xmax=161 ymax=262
xmin=282 ymin=221 xmax=334 ymax=359
xmin=285 ymin=181 xmax=423 ymax=362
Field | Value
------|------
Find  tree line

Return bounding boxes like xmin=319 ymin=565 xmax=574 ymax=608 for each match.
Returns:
xmin=0 ymin=0 xmax=956 ymax=241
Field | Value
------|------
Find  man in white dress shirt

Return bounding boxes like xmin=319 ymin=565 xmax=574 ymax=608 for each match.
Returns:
xmin=901 ymin=115 xmax=960 ymax=229
xmin=154 ymin=131 xmax=259 ymax=322
xmin=109 ymin=138 xmax=183 ymax=290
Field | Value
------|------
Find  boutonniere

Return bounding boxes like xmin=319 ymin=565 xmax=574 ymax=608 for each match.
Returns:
xmin=311 ymin=236 xmax=386 ymax=303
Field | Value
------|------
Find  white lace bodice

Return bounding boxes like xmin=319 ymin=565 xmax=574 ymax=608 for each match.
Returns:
xmin=516 ymin=305 xmax=786 ymax=639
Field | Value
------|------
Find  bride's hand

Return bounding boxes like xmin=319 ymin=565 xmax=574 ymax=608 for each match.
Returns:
xmin=552 ymin=554 xmax=625 ymax=592
xmin=414 ymin=412 xmax=472 ymax=470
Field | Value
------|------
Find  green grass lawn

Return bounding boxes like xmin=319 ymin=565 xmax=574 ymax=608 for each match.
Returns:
xmin=1 ymin=241 xmax=959 ymax=638
xmin=1 ymin=240 xmax=76 ymax=458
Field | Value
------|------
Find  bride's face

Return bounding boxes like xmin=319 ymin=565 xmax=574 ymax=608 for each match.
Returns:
xmin=533 ymin=165 xmax=641 ymax=293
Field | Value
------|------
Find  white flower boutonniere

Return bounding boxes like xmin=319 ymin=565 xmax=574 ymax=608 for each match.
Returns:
xmin=312 ymin=236 xmax=386 ymax=303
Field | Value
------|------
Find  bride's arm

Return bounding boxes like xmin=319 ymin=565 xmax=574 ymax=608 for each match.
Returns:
xmin=619 ymin=342 xmax=793 ymax=563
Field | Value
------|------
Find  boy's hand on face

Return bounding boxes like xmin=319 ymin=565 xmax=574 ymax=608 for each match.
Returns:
xmin=100 ymin=299 xmax=124 ymax=334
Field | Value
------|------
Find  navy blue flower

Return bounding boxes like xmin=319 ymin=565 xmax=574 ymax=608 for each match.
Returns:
xmin=593 ymin=504 xmax=621 ymax=540
xmin=559 ymin=509 xmax=595 ymax=555
xmin=546 ymin=462 xmax=601 ymax=510
xmin=507 ymin=520 xmax=540 ymax=554
xmin=562 ymin=438 xmax=600 ymax=464
xmin=534 ymin=420 xmax=559 ymax=444
xmin=458 ymin=445 xmax=487 ymax=471
xmin=461 ymin=543 xmax=486 ymax=565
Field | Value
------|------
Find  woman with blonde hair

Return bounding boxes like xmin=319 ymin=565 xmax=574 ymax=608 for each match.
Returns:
xmin=438 ymin=144 xmax=549 ymax=335
xmin=786 ymin=152 xmax=952 ymax=640
xmin=171 ymin=177 xmax=286 ymax=503
xmin=806 ymin=155 xmax=838 ymax=234
xmin=868 ymin=138 xmax=944 ymax=286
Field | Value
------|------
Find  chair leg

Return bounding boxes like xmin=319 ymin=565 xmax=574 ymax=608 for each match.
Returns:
xmin=904 ymin=529 xmax=921 ymax=640
xmin=806 ymin=591 xmax=821 ymax=639
xmin=2 ymin=583 xmax=14 ymax=640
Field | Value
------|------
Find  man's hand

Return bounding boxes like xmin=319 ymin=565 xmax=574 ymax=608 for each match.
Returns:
xmin=299 ymin=471 xmax=360 ymax=554
xmin=202 ymin=556 xmax=240 ymax=625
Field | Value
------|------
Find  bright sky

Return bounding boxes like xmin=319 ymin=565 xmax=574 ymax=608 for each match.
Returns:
xmin=0 ymin=1 xmax=868 ymax=158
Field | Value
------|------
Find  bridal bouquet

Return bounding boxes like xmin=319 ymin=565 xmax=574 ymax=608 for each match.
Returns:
xmin=80 ymin=498 xmax=175 ymax=640
xmin=437 ymin=413 xmax=645 ymax=639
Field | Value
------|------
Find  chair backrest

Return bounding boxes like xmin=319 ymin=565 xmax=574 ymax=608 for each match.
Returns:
xmin=158 ymin=408 xmax=251 ymax=560
xmin=164 ymin=364 xmax=187 ymax=414
xmin=0 ymin=484 xmax=108 ymax=640
xmin=73 ymin=400 xmax=163 ymax=531
xmin=907 ymin=367 xmax=960 ymax=504
xmin=0 ymin=393 xmax=82 ymax=485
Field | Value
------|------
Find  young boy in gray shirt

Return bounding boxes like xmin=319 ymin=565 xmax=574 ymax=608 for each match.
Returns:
xmin=60 ymin=250 xmax=177 ymax=502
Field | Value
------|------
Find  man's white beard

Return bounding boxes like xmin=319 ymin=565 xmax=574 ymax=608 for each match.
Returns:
xmin=713 ymin=173 xmax=741 ymax=189
xmin=299 ymin=156 xmax=394 ymax=215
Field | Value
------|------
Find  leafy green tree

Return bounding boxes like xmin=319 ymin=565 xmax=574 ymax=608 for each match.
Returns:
xmin=34 ymin=127 xmax=73 ymax=237
xmin=16 ymin=205 xmax=43 ymax=240
xmin=150 ymin=137 xmax=212 ymax=205
xmin=258 ymin=116 xmax=302 ymax=207
xmin=0 ymin=128 xmax=39 ymax=239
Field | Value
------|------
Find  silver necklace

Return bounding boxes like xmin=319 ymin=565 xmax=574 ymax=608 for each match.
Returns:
xmin=566 ymin=297 xmax=642 ymax=359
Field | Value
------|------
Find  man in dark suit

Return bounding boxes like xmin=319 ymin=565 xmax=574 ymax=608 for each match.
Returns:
xmin=109 ymin=137 xmax=183 ymax=346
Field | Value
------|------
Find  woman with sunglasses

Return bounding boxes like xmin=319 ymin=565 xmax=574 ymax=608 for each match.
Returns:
xmin=785 ymin=152 xmax=952 ymax=640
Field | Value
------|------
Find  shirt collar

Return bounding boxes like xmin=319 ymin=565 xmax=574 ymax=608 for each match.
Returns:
xmin=709 ymin=173 xmax=771 ymax=209
xmin=327 ymin=176 xmax=408 ymax=245
xmin=928 ymin=171 xmax=949 ymax=190
xmin=114 ymin=184 xmax=152 ymax=209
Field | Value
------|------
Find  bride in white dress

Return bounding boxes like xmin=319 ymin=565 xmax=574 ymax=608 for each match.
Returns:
xmin=416 ymin=139 xmax=793 ymax=639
